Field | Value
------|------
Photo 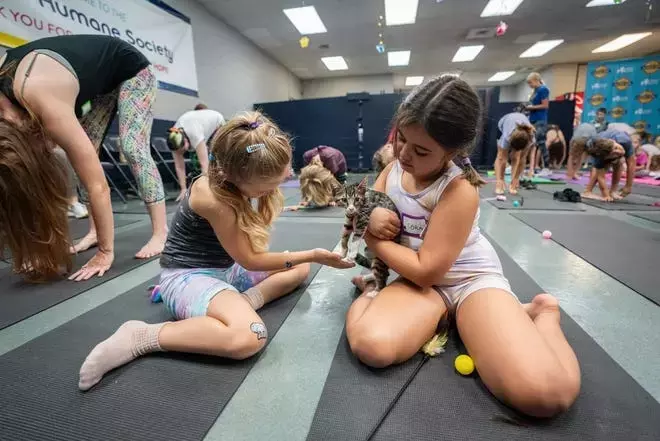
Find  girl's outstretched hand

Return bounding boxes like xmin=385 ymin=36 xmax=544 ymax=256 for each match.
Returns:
xmin=313 ymin=249 xmax=356 ymax=269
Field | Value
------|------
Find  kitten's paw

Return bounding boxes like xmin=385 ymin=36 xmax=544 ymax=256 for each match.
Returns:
xmin=365 ymin=289 xmax=380 ymax=298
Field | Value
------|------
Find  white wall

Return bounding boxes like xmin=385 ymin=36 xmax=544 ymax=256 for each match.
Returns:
xmin=152 ymin=0 xmax=302 ymax=120
xmin=302 ymin=75 xmax=394 ymax=98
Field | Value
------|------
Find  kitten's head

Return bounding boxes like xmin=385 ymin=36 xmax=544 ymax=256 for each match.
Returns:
xmin=342 ymin=177 xmax=368 ymax=217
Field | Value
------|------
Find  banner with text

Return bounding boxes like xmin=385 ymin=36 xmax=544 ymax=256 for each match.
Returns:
xmin=583 ymin=55 xmax=660 ymax=135
xmin=0 ymin=0 xmax=198 ymax=96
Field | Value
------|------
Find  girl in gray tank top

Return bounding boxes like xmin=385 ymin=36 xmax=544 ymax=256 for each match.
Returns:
xmin=77 ymin=112 xmax=354 ymax=391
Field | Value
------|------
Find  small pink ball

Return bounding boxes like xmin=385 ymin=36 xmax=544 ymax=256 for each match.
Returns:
xmin=542 ymin=230 xmax=552 ymax=239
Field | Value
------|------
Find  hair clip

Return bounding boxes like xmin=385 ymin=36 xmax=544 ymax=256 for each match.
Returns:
xmin=208 ymin=153 xmax=215 ymax=161
xmin=243 ymin=121 xmax=261 ymax=130
xmin=246 ymin=143 xmax=266 ymax=153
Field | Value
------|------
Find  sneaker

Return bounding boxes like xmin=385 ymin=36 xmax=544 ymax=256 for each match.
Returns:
xmin=68 ymin=202 xmax=88 ymax=219
xmin=538 ymin=168 xmax=552 ymax=177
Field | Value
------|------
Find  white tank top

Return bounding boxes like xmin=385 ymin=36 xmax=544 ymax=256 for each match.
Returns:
xmin=385 ymin=161 xmax=481 ymax=252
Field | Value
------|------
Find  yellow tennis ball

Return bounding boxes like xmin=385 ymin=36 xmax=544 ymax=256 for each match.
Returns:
xmin=454 ymin=354 xmax=475 ymax=376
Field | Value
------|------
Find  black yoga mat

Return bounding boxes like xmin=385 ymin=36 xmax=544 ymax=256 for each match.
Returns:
xmin=632 ymin=183 xmax=660 ymax=199
xmin=0 ymin=222 xmax=336 ymax=441
xmin=306 ymin=235 xmax=660 ymax=441
xmin=513 ymin=213 xmax=660 ymax=306
xmin=480 ymin=183 xmax=585 ymax=211
xmin=113 ymin=198 xmax=181 ymax=215
xmin=0 ymin=224 xmax=159 ymax=330
xmin=628 ymin=211 xmax=660 ymax=224
xmin=69 ymin=217 xmax=138 ymax=241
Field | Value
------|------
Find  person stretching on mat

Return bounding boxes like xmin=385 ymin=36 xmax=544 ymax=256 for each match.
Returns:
xmin=303 ymin=145 xmax=348 ymax=184
xmin=167 ymin=108 xmax=226 ymax=202
xmin=347 ymin=75 xmax=580 ymax=418
xmin=566 ymin=123 xmax=597 ymax=180
xmin=77 ymin=112 xmax=354 ymax=391
xmin=582 ymin=128 xmax=634 ymax=202
xmin=284 ymin=164 xmax=345 ymax=212
xmin=546 ymin=124 xmax=567 ymax=170
xmin=494 ymin=112 xmax=535 ymax=195
xmin=0 ymin=35 xmax=168 ymax=282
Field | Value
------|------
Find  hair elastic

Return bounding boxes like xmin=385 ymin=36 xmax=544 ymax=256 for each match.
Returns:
xmin=461 ymin=157 xmax=472 ymax=167
xmin=246 ymin=143 xmax=266 ymax=153
xmin=243 ymin=121 xmax=261 ymax=130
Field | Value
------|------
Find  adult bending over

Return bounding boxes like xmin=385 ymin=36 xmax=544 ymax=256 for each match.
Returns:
xmin=78 ymin=112 xmax=353 ymax=390
xmin=303 ymin=145 xmax=347 ymax=183
xmin=347 ymin=76 xmax=580 ymax=418
xmin=494 ymin=112 xmax=535 ymax=195
xmin=0 ymin=35 xmax=167 ymax=281
xmin=546 ymin=124 xmax=567 ymax=169
xmin=167 ymin=108 xmax=225 ymax=201
xmin=565 ymin=123 xmax=597 ymax=180
xmin=583 ymin=128 xmax=634 ymax=201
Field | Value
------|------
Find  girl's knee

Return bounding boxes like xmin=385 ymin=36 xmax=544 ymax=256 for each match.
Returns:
xmin=293 ymin=262 xmax=311 ymax=281
xmin=225 ymin=322 xmax=268 ymax=360
xmin=347 ymin=324 xmax=397 ymax=368
xmin=503 ymin=369 xmax=580 ymax=418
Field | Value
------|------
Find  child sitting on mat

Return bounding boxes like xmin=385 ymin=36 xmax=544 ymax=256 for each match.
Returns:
xmin=284 ymin=164 xmax=345 ymax=211
xmin=78 ymin=112 xmax=354 ymax=391
xmin=566 ymin=123 xmax=597 ymax=180
xmin=632 ymin=133 xmax=650 ymax=177
xmin=346 ymin=75 xmax=580 ymax=418
xmin=582 ymin=128 xmax=634 ymax=202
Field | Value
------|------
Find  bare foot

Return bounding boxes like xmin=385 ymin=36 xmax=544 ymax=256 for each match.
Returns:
xmin=351 ymin=275 xmax=376 ymax=294
xmin=495 ymin=180 xmax=505 ymax=195
xmin=581 ymin=191 xmax=602 ymax=201
xmin=509 ymin=185 xmax=518 ymax=195
xmin=135 ymin=234 xmax=167 ymax=259
xmin=612 ymin=192 xmax=623 ymax=201
xmin=523 ymin=293 xmax=560 ymax=323
xmin=71 ymin=232 xmax=98 ymax=254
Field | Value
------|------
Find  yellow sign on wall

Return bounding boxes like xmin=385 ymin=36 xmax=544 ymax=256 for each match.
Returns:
xmin=0 ymin=32 xmax=27 ymax=48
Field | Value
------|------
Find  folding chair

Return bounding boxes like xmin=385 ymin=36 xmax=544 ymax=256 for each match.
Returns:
xmin=101 ymin=136 xmax=140 ymax=198
xmin=151 ymin=137 xmax=179 ymax=184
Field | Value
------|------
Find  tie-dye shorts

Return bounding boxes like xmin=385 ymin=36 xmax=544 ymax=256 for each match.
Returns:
xmin=159 ymin=264 xmax=269 ymax=320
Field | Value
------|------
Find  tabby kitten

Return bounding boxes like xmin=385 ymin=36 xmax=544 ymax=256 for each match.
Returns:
xmin=340 ymin=177 xmax=400 ymax=296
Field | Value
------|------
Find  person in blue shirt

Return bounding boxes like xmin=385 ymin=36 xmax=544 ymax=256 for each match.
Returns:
xmin=582 ymin=128 xmax=634 ymax=201
xmin=525 ymin=72 xmax=550 ymax=175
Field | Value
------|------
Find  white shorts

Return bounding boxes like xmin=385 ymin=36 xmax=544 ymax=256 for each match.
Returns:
xmin=432 ymin=235 xmax=518 ymax=313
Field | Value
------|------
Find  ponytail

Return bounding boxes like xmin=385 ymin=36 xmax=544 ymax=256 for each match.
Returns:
xmin=456 ymin=154 xmax=485 ymax=188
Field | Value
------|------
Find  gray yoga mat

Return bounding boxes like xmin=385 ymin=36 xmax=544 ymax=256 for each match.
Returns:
xmin=480 ymin=184 xmax=585 ymax=211
xmin=633 ymin=183 xmax=660 ymax=198
xmin=537 ymin=184 xmax=660 ymax=211
xmin=0 ymin=221 xmax=336 ymax=441
xmin=280 ymin=206 xmax=347 ymax=218
xmin=306 ymin=235 xmax=660 ymax=441
xmin=628 ymin=212 xmax=660 ymax=224
xmin=513 ymin=213 xmax=660 ymax=306
xmin=0 ymin=224 xmax=159 ymax=330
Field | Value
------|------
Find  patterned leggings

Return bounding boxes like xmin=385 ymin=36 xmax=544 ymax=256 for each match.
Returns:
xmin=78 ymin=65 xmax=164 ymax=205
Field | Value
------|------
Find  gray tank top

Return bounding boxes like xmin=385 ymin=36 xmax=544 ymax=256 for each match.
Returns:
xmin=160 ymin=190 xmax=234 ymax=269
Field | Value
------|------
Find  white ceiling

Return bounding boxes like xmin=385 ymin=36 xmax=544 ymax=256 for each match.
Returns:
xmin=197 ymin=0 xmax=660 ymax=86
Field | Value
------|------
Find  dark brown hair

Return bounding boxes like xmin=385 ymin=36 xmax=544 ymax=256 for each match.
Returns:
xmin=586 ymin=138 xmax=623 ymax=166
xmin=394 ymin=75 xmax=485 ymax=186
xmin=509 ymin=124 xmax=534 ymax=151
xmin=0 ymin=119 xmax=71 ymax=281
xmin=194 ymin=103 xmax=208 ymax=110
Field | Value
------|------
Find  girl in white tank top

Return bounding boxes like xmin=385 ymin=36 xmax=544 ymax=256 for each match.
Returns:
xmin=345 ymin=75 xmax=580 ymax=419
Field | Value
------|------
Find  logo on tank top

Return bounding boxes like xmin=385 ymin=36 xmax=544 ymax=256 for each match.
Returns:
xmin=401 ymin=213 xmax=427 ymax=239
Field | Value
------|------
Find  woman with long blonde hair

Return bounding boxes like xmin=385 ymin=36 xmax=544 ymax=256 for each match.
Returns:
xmin=78 ymin=112 xmax=354 ymax=391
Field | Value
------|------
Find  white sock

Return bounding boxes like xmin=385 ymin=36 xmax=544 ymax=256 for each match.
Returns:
xmin=78 ymin=321 xmax=166 ymax=391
